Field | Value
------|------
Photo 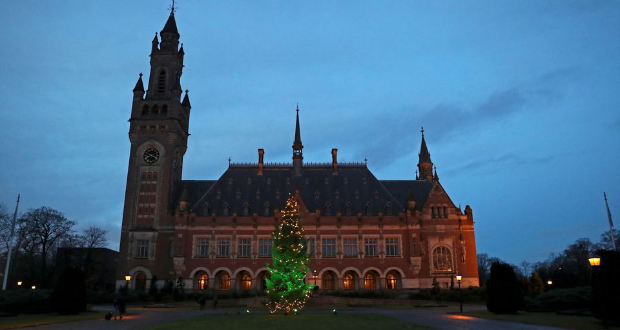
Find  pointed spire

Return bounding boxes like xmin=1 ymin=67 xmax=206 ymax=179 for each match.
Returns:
xmin=161 ymin=11 xmax=179 ymax=36
xmin=182 ymin=90 xmax=191 ymax=108
xmin=151 ymin=32 xmax=159 ymax=53
xmin=293 ymin=104 xmax=303 ymax=149
xmin=433 ymin=166 xmax=439 ymax=182
xmin=133 ymin=73 xmax=145 ymax=92
xmin=179 ymin=43 xmax=185 ymax=55
xmin=419 ymin=127 xmax=431 ymax=163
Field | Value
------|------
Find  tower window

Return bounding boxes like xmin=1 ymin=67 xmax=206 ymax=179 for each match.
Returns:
xmin=142 ymin=105 xmax=149 ymax=116
xmin=151 ymin=105 xmax=159 ymax=115
xmin=161 ymin=104 xmax=168 ymax=116
xmin=156 ymin=70 xmax=166 ymax=95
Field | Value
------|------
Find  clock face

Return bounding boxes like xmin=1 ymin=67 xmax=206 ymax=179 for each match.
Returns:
xmin=143 ymin=148 xmax=160 ymax=164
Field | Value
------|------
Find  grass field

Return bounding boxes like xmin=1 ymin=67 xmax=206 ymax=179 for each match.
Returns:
xmin=463 ymin=310 xmax=620 ymax=330
xmin=0 ymin=311 xmax=106 ymax=329
xmin=137 ymin=312 xmax=436 ymax=330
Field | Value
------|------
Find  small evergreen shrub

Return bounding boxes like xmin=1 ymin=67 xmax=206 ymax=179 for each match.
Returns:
xmin=486 ymin=262 xmax=524 ymax=314
xmin=52 ymin=267 xmax=87 ymax=315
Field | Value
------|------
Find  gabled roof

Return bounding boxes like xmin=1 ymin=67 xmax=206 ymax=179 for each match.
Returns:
xmin=180 ymin=164 xmax=434 ymax=216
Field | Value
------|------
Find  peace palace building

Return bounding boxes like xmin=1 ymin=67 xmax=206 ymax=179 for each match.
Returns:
xmin=116 ymin=11 xmax=479 ymax=293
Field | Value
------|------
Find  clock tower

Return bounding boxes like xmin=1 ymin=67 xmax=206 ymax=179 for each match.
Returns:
xmin=117 ymin=10 xmax=191 ymax=283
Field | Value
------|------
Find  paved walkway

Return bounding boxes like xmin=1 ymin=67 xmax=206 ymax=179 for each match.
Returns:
xmin=17 ymin=305 xmax=572 ymax=330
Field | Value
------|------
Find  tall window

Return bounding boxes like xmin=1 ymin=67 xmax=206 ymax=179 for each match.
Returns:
xmin=364 ymin=238 xmax=378 ymax=257
xmin=156 ymin=70 xmax=166 ymax=95
xmin=217 ymin=238 xmax=230 ymax=257
xmin=323 ymin=273 xmax=334 ymax=290
xmin=343 ymin=273 xmax=355 ymax=290
xmin=364 ymin=273 xmax=376 ymax=290
xmin=195 ymin=238 xmax=209 ymax=257
xmin=136 ymin=239 xmax=149 ymax=258
xmin=238 ymin=238 xmax=251 ymax=257
xmin=343 ymin=238 xmax=358 ymax=257
xmin=219 ymin=273 xmax=230 ymax=290
xmin=259 ymin=239 xmax=272 ymax=257
xmin=433 ymin=246 xmax=453 ymax=272
xmin=386 ymin=273 xmax=397 ymax=290
xmin=385 ymin=238 xmax=400 ymax=256
xmin=307 ymin=238 xmax=315 ymax=256
xmin=322 ymin=238 xmax=336 ymax=258
xmin=241 ymin=274 xmax=252 ymax=290
xmin=198 ymin=273 xmax=209 ymax=290
xmin=135 ymin=272 xmax=147 ymax=291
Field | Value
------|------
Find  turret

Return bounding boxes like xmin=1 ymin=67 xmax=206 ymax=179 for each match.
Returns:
xmin=133 ymin=73 xmax=145 ymax=100
xmin=292 ymin=105 xmax=303 ymax=176
xmin=417 ymin=127 xmax=433 ymax=181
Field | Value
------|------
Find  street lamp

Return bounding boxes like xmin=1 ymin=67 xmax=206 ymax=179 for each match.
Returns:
xmin=588 ymin=257 xmax=601 ymax=267
xmin=31 ymin=285 xmax=36 ymax=290
xmin=456 ymin=275 xmax=463 ymax=313
xmin=125 ymin=275 xmax=131 ymax=293
xmin=313 ymin=270 xmax=317 ymax=285
xmin=547 ymin=280 xmax=553 ymax=285
xmin=17 ymin=281 xmax=22 ymax=288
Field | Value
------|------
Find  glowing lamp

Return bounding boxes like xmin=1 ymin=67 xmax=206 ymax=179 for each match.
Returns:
xmin=125 ymin=275 xmax=132 ymax=281
xmin=17 ymin=281 xmax=22 ymax=286
xmin=456 ymin=275 xmax=462 ymax=282
xmin=31 ymin=286 xmax=36 ymax=290
xmin=547 ymin=280 xmax=553 ymax=285
xmin=588 ymin=257 xmax=601 ymax=267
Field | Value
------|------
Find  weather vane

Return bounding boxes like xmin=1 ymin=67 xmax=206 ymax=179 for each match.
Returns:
xmin=169 ymin=0 xmax=178 ymax=14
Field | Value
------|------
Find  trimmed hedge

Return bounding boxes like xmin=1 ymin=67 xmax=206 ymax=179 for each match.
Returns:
xmin=0 ymin=289 xmax=53 ymax=313
xmin=526 ymin=286 xmax=590 ymax=312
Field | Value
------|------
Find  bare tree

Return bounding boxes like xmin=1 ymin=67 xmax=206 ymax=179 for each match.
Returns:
xmin=519 ymin=260 xmax=532 ymax=277
xmin=81 ymin=226 xmax=108 ymax=249
xmin=18 ymin=207 xmax=75 ymax=287
xmin=0 ymin=204 xmax=11 ymax=254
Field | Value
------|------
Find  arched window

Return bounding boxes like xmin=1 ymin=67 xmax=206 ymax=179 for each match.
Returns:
xmin=156 ymin=70 xmax=166 ymax=95
xmin=364 ymin=272 xmax=376 ymax=290
xmin=343 ymin=273 xmax=355 ymax=290
xmin=151 ymin=105 xmax=159 ymax=115
xmin=386 ymin=273 xmax=398 ymax=290
xmin=433 ymin=246 xmax=453 ymax=273
xmin=161 ymin=104 xmax=168 ymax=116
xmin=322 ymin=273 xmax=334 ymax=290
xmin=241 ymin=274 xmax=252 ymax=290
xmin=443 ymin=206 xmax=448 ymax=218
xmin=135 ymin=272 xmax=147 ymax=292
xmin=197 ymin=273 xmax=209 ymax=290
xmin=431 ymin=207 xmax=436 ymax=219
xmin=219 ymin=273 xmax=230 ymax=290
xmin=142 ymin=105 xmax=149 ymax=116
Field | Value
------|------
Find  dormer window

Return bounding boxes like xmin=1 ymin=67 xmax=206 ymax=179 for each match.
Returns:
xmin=373 ymin=190 xmax=379 ymax=199
xmin=243 ymin=202 xmax=250 ymax=216
xmin=325 ymin=202 xmax=332 ymax=216
xmin=345 ymin=202 xmax=352 ymax=216
xmin=236 ymin=190 xmax=241 ymax=199
xmin=222 ymin=202 xmax=229 ymax=216
xmin=385 ymin=202 xmax=392 ymax=216
xmin=315 ymin=191 xmax=320 ymax=199
xmin=228 ymin=178 xmax=233 ymax=185
xmin=275 ymin=190 xmax=281 ymax=199
xmin=247 ymin=178 xmax=252 ymax=184
xmin=264 ymin=202 xmax=270 ymax=216
xmin=365 ymin=202 xmax=372 ymax=215
xmin=156 ymin=70 xmax=166 ymax=95
xmin=256 ymin=190 xmax=261 ymax=199
xmin=216 ymin=191 xmax=221 ymax=199
xmin=354 ymin=190 xmax=360 ymax=199
xmin=335 ymin=191 xmax=340 ymax=199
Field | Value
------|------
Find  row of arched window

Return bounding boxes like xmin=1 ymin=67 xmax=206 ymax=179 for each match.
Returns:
xmin=431 ymin=206 xmax=448 ymax=219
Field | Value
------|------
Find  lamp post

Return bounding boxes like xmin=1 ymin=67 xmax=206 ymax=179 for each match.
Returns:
xmin=456 ymin=275 xmax=463 ymax=313
xmin=125 ymin=275 xmax=131 ymax=294
xmin=17 ymin=281 xmax=22 ymax=289
xmin=589 ymin=255 xmax=603 ymax=324
xmin=31 ymin=285 xmax=36 ymax=290
xmin=313 ymin=270 xmax=317 ymax=285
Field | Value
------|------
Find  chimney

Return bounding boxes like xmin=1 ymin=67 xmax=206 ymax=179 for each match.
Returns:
xmin=258 ymin=149 xmax=264 ymax=175
xmin=331 ymin=149 xmax=338 ymax=174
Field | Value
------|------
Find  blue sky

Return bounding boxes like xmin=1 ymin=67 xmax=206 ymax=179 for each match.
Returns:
xmin=1 ymin=0 xmax=618 ymax=265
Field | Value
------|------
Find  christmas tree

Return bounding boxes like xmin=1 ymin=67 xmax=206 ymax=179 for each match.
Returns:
xmin=266 ymin=196 xmax=314 ymax=313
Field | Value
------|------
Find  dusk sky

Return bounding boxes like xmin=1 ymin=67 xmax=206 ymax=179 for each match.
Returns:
xmin=1 ymin=0 xmax=618 ymax=265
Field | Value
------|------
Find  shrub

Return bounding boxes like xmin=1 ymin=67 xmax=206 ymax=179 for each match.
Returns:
xmin=591 ymin=249 xmax=620 ymax=323
xmin=486 ymin=262 xmax=524 ymax=314
xmin=526 ymin=286 xmax=590 ymax=311
xmin=528 ymin=272 xmax=545 ymax=297
xmin=52 ymin=266 xmax=87 ymax=315
xmin=0 ymin=289 xmax=53 ymax=313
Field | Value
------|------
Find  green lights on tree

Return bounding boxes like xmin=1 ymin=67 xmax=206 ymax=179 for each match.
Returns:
xmin=266 ymin=196 xmax=314 ymax=313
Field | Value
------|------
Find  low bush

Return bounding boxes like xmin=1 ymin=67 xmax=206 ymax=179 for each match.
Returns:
xmin=0 ymin=289 xmax=53 ymax=313
xmin=526 ymin=286 xmax=590 ymax=312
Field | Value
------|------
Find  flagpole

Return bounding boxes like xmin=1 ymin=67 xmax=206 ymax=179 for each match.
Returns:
xmin=604 ymin=192 xmax=617 ymax=251
xmin=2 ymin=194 xmax=20 ymax=291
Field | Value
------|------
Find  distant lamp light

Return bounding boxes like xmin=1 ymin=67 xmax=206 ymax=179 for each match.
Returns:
xmin=456 ymin=275 xmax=462 ymax=282
xmin=17 ymin=281 xmax=22 ymax=286
xmin=31 ymin=286 xmax=36 ymax=290
xmin=588 ymin=257 xmax=601 ymax=267
xmin=125 ymin=275 xmax=132 ymax=281
xmin=547 ymin=280 xmax=553 ymax=285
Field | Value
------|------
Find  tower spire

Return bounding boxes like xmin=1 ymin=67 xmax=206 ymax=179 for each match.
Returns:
xmin=417 ymin=127 xmax=434 ymax=181
xmin=292 ymin=105 xmax=303 ymax=176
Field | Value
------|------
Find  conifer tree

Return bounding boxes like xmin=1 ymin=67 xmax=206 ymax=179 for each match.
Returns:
xmin=266 ymin=196 xmax=314 ymax=313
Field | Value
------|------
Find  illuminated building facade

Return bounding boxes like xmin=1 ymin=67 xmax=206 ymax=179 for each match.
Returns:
xmin=116 ymin=11 xmax=479 ymax=292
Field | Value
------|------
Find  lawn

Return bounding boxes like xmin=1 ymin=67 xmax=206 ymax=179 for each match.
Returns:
xmin=0 ymin=311 xmax=106 ymax=329
xmin=138 ymin=312 xmax=436 ymax=330
xmin=463 ymin=310 xmax=620 ymax=330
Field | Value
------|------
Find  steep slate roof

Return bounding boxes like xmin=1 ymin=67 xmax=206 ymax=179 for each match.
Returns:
xmin=161 ymin=13 xmax=179 ymax=36
xmin=182 ymin=164 xmax=433 ymax=216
